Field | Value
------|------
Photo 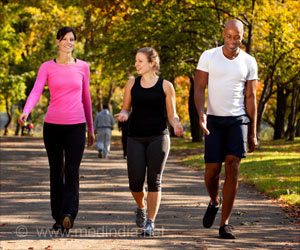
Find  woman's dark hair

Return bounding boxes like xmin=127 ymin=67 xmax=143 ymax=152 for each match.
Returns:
xmin=56 ymin=27 xmax=76 ymax=41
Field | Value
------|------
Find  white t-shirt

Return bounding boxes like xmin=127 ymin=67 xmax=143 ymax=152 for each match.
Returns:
xmin=196 ymin=46 xmax=258 ymax=116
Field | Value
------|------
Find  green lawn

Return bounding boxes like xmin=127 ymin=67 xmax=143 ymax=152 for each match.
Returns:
xmin=171 ymin=137 xmax=300 ymax=207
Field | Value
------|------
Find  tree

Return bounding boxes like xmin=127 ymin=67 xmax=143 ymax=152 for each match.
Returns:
xmin=254 ymin=0 xmax=300 ymax=142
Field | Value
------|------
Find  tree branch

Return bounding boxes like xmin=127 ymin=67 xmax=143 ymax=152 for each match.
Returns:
xmin=263 ymin=113 xmax=275 ymax=128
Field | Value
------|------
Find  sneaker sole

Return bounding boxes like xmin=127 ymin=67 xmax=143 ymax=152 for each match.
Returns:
xmin=141 ymin=231 xmax=154 ymax=236
xmin=219 ymin=234 xmax=236 ymax=239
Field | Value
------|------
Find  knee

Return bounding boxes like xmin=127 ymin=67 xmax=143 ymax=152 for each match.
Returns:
xmin=147 ymin=175 xmax=162 ymax=192
xmin=129 ymin=177 xmax=144 ymax=192
xmin=225 ymin=156 xmax=240 ymax=182
xmin=226 ymin=155 xmax=241 ymax=168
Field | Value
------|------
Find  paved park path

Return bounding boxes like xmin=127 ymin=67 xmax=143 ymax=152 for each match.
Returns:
xmin=0 ymin=136 xmax=299 ymax=250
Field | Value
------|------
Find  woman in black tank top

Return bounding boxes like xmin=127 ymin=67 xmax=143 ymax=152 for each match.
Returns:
xmin=115 ymin=47 xmax=183 ymax=236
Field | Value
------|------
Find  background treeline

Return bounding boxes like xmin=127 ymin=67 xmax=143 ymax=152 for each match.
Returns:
xmin=1 ymin=0 xmax=299 ymax=143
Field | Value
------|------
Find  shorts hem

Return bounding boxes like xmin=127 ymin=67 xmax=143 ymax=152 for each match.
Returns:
xmin=204 ymin=158 xmax=225 ymax=164
xmin=204 ymin=153 xmax=246 ymax=163
xmin=226 ymin=152 xmax=246 ymax=158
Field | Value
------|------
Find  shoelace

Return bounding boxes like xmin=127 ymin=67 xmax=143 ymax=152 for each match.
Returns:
xmin=144 ymin=220 xmax=154 ymax=232
xmin=223 ymin=224 xmax=234 ymax=232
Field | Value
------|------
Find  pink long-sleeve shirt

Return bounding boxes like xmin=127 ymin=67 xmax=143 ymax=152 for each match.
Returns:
xmin=23 ymin=59 xmax=94 ymax=132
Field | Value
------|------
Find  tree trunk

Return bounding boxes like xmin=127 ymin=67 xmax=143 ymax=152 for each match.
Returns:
xmin=106 ymin=80 xmax=116 ymax=112
xmin=15 ymin=122 xmax=20 ymax=136
xmin=188 ymin=76 xmax=202 ymax=142
xmin=257 ymin=78 xmax=274 ymax=146
xmin=295 ymin=117 xmax=300 ymax=137
xmin=245 ymin=0 xmax=255 ymax=54
xmin=96 ymin=87 xmax=102 ymax=112
xmin=286 ymin=84 xmax=300 ymax=140
xmin=4 ymin=97 xmax=12 ymax=136
xmin=273 ymin=87 xmax=289 ymax=139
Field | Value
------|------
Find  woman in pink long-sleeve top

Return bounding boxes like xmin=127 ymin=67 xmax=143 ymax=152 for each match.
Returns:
xmin=18 ymin=27 xmax=94 ymax=233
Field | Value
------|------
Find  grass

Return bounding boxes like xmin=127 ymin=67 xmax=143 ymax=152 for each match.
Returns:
xmin=171 ymin=136 xmax=300 ymax=207
xmin=170 ymin=137 xmax=204 ymax=151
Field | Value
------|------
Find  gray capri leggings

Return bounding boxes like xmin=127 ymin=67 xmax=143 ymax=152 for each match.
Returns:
xmin=127 ymin=134 xmax=170 ymax=192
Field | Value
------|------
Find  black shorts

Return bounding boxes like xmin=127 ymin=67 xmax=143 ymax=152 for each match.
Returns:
xmin=204 ymin=115 xmax=250 ymax=163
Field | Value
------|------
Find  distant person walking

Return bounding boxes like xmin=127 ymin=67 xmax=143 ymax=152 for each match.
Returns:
xmin=115 ymin=47 xmax=183 ymax=236
xmin=18 ymin=27 xmax=94 ymax=233
xmin=94 ymin=104 xmax=115 ymax=158
xmin=194 ymin=19 xmax=258 ymax=239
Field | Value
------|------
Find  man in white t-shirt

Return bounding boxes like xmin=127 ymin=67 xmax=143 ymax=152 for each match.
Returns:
xmin=194 ymin=19 xmax=258 ymax=239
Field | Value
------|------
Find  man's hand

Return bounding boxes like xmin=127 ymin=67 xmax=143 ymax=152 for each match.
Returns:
xmin=199 ymin=113 xmax=210 ymax=135
xmin=248 ymin=135 xmax=257 ymax=153
xmin=174 ymin=123 xmax=184 ymax=137
xmin=87 ymin=132 xmax=95 ymax=147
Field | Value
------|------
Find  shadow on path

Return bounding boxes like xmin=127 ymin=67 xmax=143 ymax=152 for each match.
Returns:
xmin=0 ymin=136 xmax=299 ymax=249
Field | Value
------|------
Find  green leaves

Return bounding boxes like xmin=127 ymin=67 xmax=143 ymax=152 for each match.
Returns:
xmin=1 ymin=0 xmax=299 ymax=135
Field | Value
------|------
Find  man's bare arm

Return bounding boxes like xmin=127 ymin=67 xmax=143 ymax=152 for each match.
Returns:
xmin=194 ymin=70 xmax=209 ymax=135
xmin=245 ymin=79 xmax=258 ymax=152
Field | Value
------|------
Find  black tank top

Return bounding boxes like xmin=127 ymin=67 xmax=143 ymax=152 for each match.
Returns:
xmin=128 ymin=76 xmax=168 ymax=137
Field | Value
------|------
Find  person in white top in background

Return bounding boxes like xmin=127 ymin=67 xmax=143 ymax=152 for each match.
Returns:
xmin=194 ymin=19 xmax=258 ymax=239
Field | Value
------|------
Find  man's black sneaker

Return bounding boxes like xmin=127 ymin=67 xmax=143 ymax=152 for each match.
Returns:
xmin=219 ymin=224 xmax=236 ymax=239
xmin=203 ymin=197 xmax=222 ymax=228
xmin=98 ymin=150 xmax=103 ymax=158
xmin=61 ymin=214 xmax=74 ymax=229
xmin=135 ymin=208 xmax=147 ymax=228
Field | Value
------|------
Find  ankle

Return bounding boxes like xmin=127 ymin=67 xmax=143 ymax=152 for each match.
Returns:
xmin=211 ymin=200 xmax=219 ymax=206
xmin=220 ymin=221 xmax=229 ymax=227
xmin=211 ymin=196 xmax=222 ymax=206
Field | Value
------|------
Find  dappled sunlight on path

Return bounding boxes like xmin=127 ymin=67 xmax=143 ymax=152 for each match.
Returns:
xmin=0 ymin=136 xmax=299 ymax=249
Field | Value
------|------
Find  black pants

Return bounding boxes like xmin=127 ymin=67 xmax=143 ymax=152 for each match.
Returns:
xmin=127 ymin=134 xmax=170 ymax=192
xmin=119 ymin=121 xmax=128 ymax=157
xmin=43 ymin=122 xmax=86 ymax=223
xmin=122 ymin=132 xmax=128 ymax=157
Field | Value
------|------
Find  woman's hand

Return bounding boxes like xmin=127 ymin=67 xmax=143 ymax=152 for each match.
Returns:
xmin=114 ymin=110 xmax=129 ymax=122
xmin=87 ymin=132 xmax=95 ymax=147
xmin=18 ymin=113 xmax=28 ymax=126
xmin=174 ymin=123 xmax=184 ymax=137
